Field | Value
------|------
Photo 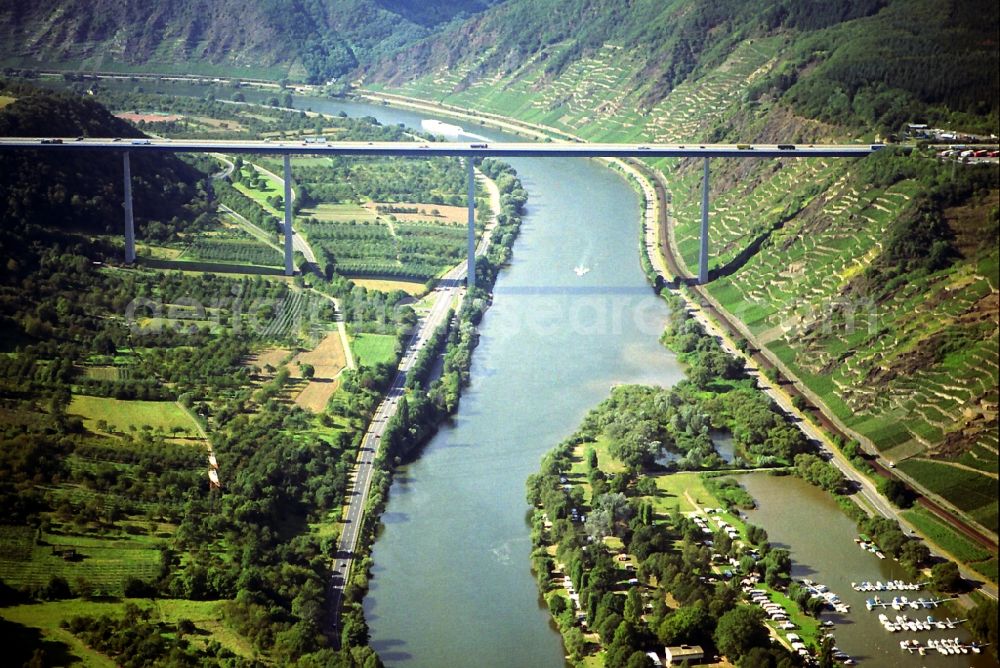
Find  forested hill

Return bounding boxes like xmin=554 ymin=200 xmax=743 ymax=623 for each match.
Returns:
xmin=368 ymin=0 xmax=998 ymax=133
xmin=0 ymin=83 xmax=210 ymax=239
xmin=0 ymin=0 xmax=501 ymax=83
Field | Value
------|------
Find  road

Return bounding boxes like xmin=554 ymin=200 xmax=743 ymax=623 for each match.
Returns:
xmin=0 ymin=136 xmax=883 ymax=159
xmin=628 ymin=165 xmax=1000 ymax=602
xmin=326 ymin=168 xmax=500 ymax=644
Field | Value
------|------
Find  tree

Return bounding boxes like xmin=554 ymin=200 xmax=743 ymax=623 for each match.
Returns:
xmin=564 ymin=626 xmax=587 ymax=661
xmin=623 ymin=588 xmax=642 ymax=624
xmin=714 ymin=606 xmax=767 ymax=661
xmin=657 ymin=604 xmax=713 ymax=645
xmin=300 ymin=363 xmax=315 ymax=379
xmin=931 ymin=561 xmax=962 ymax=593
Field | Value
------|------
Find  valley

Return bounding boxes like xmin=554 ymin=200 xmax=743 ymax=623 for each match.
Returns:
xmin=0 ymin=0 xmax=998 ymax=666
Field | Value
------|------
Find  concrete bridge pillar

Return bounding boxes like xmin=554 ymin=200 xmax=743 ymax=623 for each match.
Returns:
xmin=467 ymin=157 xmax=476 ymax=290
xmin=698 ymin=157 xmax=710 ymax=284
xmin=283 ymin=155 xmax=294 ymax=276
xmin=123 ymin=152 xmax=136 ymax=264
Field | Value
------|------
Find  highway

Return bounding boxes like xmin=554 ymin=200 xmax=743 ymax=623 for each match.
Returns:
xmin=326 ymin=273 xmax=461 ymax=643
xmin=0 ymin=136 xmax=883 ymax=159
xmin=326 ymin=169 xmax=500 ymax=643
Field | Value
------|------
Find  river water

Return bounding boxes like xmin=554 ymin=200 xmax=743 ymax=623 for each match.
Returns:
xmin=81 ymin=80 xmax=995 ymax=667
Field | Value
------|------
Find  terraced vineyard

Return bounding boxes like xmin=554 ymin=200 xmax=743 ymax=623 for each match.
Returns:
xmin=372 ymin=31 xmax=999 ymax=540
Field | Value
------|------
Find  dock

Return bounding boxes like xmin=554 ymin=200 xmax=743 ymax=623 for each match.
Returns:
xmin=852 ymin=579 xmax=928 ymax=592
xmin=865 ymin=595 xmax=954 ymax=611
xmin=899 ymin=638 xmax=988 ymax=656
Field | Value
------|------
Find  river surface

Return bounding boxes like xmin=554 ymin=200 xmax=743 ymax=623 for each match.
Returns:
xmin=76 ymin=79 xmax=995 ymax=667
xmin=334 ymin=101 xmax=687 ymax=667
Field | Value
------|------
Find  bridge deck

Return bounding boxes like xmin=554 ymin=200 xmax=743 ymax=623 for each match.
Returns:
xmin=0 ymin=137 xmax=882 ymax=159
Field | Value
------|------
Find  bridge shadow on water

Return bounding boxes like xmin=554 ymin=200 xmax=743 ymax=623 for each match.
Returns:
xmin=371 ymin=638 xmax=412 ymax=663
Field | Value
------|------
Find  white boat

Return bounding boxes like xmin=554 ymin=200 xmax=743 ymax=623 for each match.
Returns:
xmin=574 ymin=265 xmax=590 ymax=277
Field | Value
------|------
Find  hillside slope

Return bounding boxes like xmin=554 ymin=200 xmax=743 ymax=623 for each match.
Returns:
xmin=362 ymin=0 xmax=1000 ymax=542
xmin=0 ymin=0 xmax=501 ymax=81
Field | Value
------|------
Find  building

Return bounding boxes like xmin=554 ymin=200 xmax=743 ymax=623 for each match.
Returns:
xmin=664 ymin=644 xmax=704 ymax=665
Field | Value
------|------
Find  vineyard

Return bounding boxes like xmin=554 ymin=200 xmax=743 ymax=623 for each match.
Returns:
xmin=0 ymin=526 xmax=161 ymax=595
xmin=182 ymin=239 xmax=284 ymax=267
xmin=302 ymin=216 xmax=472 ymax=280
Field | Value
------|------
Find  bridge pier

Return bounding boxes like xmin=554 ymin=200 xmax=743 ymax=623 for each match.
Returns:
xmin=123 ymin=152 xmax=136 ymax=264
xmin=698 ymin=157 xmax=710 ymax=284
xmin=467 ymin=158 xmax=476 ymax=289
xmin=283 ymin=155 xmax=294 ymax=276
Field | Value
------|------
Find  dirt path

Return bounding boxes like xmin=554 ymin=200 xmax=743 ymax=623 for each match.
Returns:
xmin=177 ymin=401 xmax=219 ymax=489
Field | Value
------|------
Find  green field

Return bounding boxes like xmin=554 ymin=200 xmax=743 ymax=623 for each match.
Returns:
xmin=901 ymin=507 xmax=993 ymax=569
xmin=300 ymin=202 xmax=376 ymax=223
xmin=138 ymin=256 xmax=285 ymax=276
xmin=0 ymin=527 xmax=162 ymax=595
xmin=652 ymin=472 xmax=720 ymax=515
xmin=233 ymin=167 xmax=284 ymax=217
xmin=897 ymin=459 xmax=999 ymax=530
xmin=0 ymin=598 xmax=252 ymax=666
xmin=68 ymin=396 xmax=203 ymax=438
xmin=350 ymin=333 xmax=399 ymax=368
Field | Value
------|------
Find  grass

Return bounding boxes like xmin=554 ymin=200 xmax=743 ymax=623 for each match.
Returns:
xmin=300 ymin=202 xmax=375 ymax=223
xmin=901 ymin=506 xmax=994 ymax=567
xmin=651 ymin=471 xmax=720 ymax=515
xmin=350 ymin=333 xmax=398 ymax=368
xmin=970 ymin=558 xmax=998 ymax=583
xmin=0 ymin=528 xmax=162 ymax=594
xmin=351 ymin=278 xmax=428 ymax=296
xmin=0 ymin=598 xmax=253 ymax=665
xmin=0 ymin=95 xmax=16 ymax=108
xmin=234 ymin=167 xmax=284 ymax=217
xmin=68 ymin=396 xmax=203 ymax=438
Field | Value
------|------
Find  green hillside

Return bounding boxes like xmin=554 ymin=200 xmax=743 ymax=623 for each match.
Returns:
xmin=0 ymin=0 xmax=501 ymax=82
xmin=362 ymin=0 xmax=999 ymax=536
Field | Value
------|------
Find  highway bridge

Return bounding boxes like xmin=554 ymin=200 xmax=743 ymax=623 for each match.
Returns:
xmin=0 ymin=137 xmax=883 ymax=284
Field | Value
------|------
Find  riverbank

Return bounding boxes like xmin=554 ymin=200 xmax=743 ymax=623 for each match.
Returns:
xmin=327 ymin=158 xmax=528 ymax=647
xmin=354 ymin=89 xmax=996 ymax=600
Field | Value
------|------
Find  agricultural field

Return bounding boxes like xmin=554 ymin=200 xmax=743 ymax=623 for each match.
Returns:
xmin=0 ymin=527 xmax=162 ymax=595
xmin=300 ymin=202 xmax=376 ymax=223
xmin=902 ymin=507 xmax=995 ymax=579
xmin=897 ymin=459 xmax=998 ymax=531
xmin=350 ymin=333 xmax=399 ymax=368
xmin=289 ymin=332 xmax=349 ymax=412
xmin=68 ymin=396 xmax=204 ymax=439
xmin=1 ymin=598 xmax=254 ymax=665
xmin=180 ymin=238 xmax=283 ymax=267
xmin=351 ymin=278 xmax=428 ymax=296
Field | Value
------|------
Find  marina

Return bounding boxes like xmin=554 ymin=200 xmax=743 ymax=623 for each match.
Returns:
xmin=739 ymin=473 xmax=996 ymax=668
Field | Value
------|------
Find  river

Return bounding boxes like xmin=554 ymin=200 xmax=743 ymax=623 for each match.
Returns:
xmin=75 ymin=79 xmax=994 ymax=667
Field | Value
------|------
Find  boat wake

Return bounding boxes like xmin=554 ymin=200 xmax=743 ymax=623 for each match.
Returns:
xmin=420 ymin=118 xmax=490 ymax=142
